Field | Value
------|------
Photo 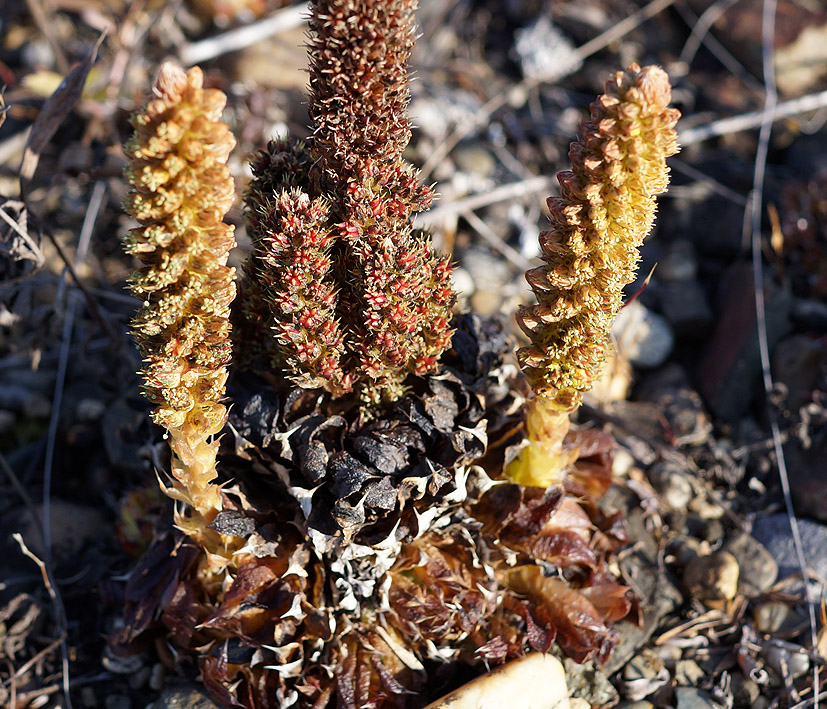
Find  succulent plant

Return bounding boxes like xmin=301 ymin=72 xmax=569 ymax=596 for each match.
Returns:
xmin=116 ymin=13 xmax=666 ymax=709
xmin=122 ymin=62 xmax=237 ymax=543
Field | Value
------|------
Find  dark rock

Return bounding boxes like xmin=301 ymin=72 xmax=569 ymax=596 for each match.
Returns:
xmin=752 ymin=514 xmax=827 ymax=595
xmin=783 ymin=439 xmax=827 ymax=524
xmin=772 ymin=334 xmax=826 ymax=411
xmin=697 ymin=263 xmax=793 ymax=423
xmin=658 ymin=240 xmax=698 ymax=282
xmin=659 ymin=280 xmax=713 ymax=338
xmin=792 ymin=298 xmax=827 ymax=330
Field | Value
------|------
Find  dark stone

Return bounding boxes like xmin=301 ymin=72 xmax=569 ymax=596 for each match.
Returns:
xmin=697 ymin=263 xmax=793 ymax=422
xmin=659 ymin=280 xmax=713 ymax=338
xmin=722 ymin=532 xmax=778 ymax=598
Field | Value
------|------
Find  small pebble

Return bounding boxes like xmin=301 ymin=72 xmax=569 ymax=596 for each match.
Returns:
xmin=648 ymin=462 xmax=693 ymax=509
xmin=763 ymin=643 xmax=810 ymax=679
xmin=613 ymin=301 xmax=674 ymax=369
xmin=77 ymin=397 xmax=106 ymax=422
xmin=753 ymin=601 xmax=797 ymax=634
xmin=451 ymin=267 xmax=475 ymax=299
xmin=0 ymin=409 xmax=14 ymax=434
xmin=145 ymin=683 xmax=225 ymax=709
xmin=654 ymin=642 xmax=682 ymax=666
xmin=149 ymin=663 xmax=166 ymax=692
xmin=688 ymin=497 xmax=725 ymax=520
xmin=723 ymin=532 xmax=778 ymax=598
xmin=675 ymin=687 xmax=725 ymax=709
xmin=674 ymin=659 xmax=704 ymax=687
xmin=611 ymin=449 xmax=635 ymax=477
xmin=105 ymin=695 xmax=131 ymax=709
xmin=469 ymin=289 xmax=503 ymax=317
xmin=453 ymin=146 xmax=496 ymax=178
xmin=660 ymin=280 xmax=713 ymax=337
xmin=658 ymin=240 xmax=698 ymax=282
xmin=730 ymin=674 xmax=760 ymax=708
xmin=683 ymin=551 xmax=740 ymax=604
xmin=513 ymin=15 xmax=581 ymax=81
xmin=129 ymin=665 xmax=152 ymax=691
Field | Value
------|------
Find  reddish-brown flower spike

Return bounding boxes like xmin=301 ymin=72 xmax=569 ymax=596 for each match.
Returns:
xmin=307 ymin=0 xmax=456 ymax=400
xmin=308 ymin=0 xmax=417 ymax=179
xmin=123 ymin=62 xmax=236 ymax=526
xmin=253 ymin=188 xmax=351 ymax=395
xmin=517 ymin=64 xmax=680 ymax=410
xmin=237 ymin=139 xmax=316 ymax=363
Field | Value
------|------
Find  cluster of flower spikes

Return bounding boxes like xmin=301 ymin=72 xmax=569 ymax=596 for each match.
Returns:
xmin=123 ymin=62 xmax=236 ymax=524
xmin=517 ymin=64 xmax=680 ymax=411
xmin=305 ymin=0 xmax=455 ymax=401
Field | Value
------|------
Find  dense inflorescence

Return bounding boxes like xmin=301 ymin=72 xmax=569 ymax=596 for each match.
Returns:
xmin=517 ymin=64 xmax=680 ymax=411
xmin=123 ymin=62 xmax=236 ymax=524
xmin=242 ymin=0 xmax=455 ymax=402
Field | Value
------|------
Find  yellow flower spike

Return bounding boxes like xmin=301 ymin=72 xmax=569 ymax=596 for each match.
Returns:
xmin=507 ymin=64 xmax=679 ymax=488
xmin=123 ymin=61 xmax=237 ymax=543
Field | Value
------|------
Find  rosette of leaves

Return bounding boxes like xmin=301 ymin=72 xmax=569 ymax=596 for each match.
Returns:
xmin=117 ymin=315 xmax=635 ymax=707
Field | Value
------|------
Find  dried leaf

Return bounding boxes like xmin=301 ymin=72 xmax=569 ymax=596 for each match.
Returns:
xmin=20 ymin=36 xmax=102 ymax=190
xmin=506 ymin=566 xmax=618 ymax=664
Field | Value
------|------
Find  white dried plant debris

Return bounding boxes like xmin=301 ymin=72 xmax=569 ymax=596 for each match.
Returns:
xmin=513 ymin=15 xmax=582 ymax=82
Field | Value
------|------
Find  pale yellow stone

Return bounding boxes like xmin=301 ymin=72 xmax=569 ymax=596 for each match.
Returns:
xmin=424 ymin=653 xmax=569 ymax=709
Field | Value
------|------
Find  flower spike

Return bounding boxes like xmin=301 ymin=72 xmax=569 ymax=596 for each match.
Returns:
xmin=123 ymin=61 xmax=236 ymax=528
xmin=517 ymin=64 xmax=680 ymax=410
